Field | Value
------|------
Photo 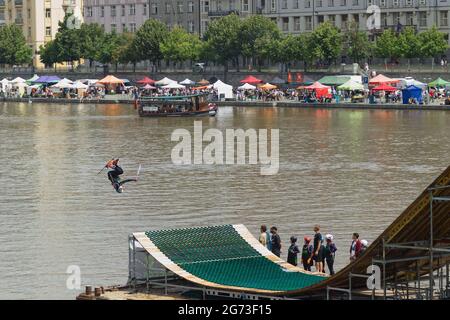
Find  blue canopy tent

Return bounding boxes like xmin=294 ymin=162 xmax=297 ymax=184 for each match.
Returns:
xmin=402 ymin=85 xmax=423 ymax=104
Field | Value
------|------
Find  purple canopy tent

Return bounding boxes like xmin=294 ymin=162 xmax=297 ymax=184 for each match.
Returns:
xmin=33 ymin=76 xmax=61 ymax=84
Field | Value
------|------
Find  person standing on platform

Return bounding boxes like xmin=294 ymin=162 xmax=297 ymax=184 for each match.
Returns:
xmin=270 ymin=226 xmax=281 ymax=257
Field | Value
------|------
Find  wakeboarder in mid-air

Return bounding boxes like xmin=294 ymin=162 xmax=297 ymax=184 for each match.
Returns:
xmin=101 ymin=159 xmax=140 ymax=193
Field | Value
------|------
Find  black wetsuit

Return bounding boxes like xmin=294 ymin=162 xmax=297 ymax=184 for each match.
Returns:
xmin=108 ymin=165 xmax=124 ymax=186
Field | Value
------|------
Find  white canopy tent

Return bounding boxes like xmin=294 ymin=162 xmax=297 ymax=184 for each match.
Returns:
xmin=213 ymin=80 xmax=233 ymax=99
xmin=162 ymin=82 xmax=185 ymax=89
xmin=72 ymin=81 xmax=89 ymax=90
xmin=238 ymin=83 xmax=256 ymax=90
xmin=155 ymin=77 xmax=176 ymax=86
xmin=11 ymin=77 xmax=26 ymax=84
xmin=52 ymin=78 xmax=74 ymax=89
xmin=180 ymin=78 xmax=195 ymax=85
xmin=27 ymin=74 xmax=40 ymax=82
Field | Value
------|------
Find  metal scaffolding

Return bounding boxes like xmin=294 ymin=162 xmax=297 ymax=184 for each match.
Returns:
xmin=327 ymin=184 xmax=450 ymax=300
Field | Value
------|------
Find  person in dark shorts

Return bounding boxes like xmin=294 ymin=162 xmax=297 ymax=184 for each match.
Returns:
xmin=312 ymin=225 xmax=324 ymax=273
xmin=270 ymin=226 xmax=281 ymax=257
xmin=324 ymin=234 xmax=338 ymax=275
xmin=301 ymin=236 xmax=314 ymax=271
xmin=287 ymin=236 xmax=300 ymax=266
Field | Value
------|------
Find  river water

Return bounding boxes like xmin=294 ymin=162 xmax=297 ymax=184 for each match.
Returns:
xmin=0 ymin=102 xmax=449 ymax=299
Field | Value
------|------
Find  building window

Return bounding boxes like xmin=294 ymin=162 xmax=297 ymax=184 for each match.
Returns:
xmin=121 ymin=5 xmax=125 ymax=16
xmin=393 ymin=12 xmax=400 ymax=24
xmin=317 ymin=0 xmax=322 ymax=7
xmin=282 ymin=17 xmax=289 ymax=31
xmin=122 ymin=23 xmax=126 ymax=32
xmin=381 ymin=13 xmax=387 ymax=26
xmin=45 ymin=26 xmax=51 ymax=36
xmin=178 ymin=2 xmax=183 ymax=13
xmin=329 ymin=15 xmax=335 ymax=25
xmin=293 ymin=0 xmax=299 ymax=8
xmin=406 ymin=0 xmax=412 ymax=5
xmin=271 ymin=0 xmax=276 ymax=11
xmin=86 ymin=7 xmax=92 ymax=17
xmin=130 ymin=23 xmax=136 ymax=33
xmin=100 ymin=6 xmax=104 ymax=17
xmin=406 ymin=12 xmax=413 ymax=25
xmin=352 ymin=0 xmax=358 ymax=5
xmin=188 ymin=21 xmax=194 ymax=33
xmin=367 ymin=0 xmax=373 ymax=6
xmin=143 ymin=4 xmax=147 ymax=15
xmin=341 ymin=0 xmax=346 ymax=5
xmin=129 ymin=4 xmax=135 ymax=15
xmin=188 ymin=1 xmax=194 ymax=13
xmin=242 ymin=0 xmax=249 ymax=11
xmin=294 ymin=17 xmax=300 ymax=31
xmin=380 ymin=0 xmax=386 ymax=6
xmin=111 ymin=24 xmax=116 ymax=33
xmin=111 ymin=5 xmax=116 ymax=17
xmin=305 ymin=0 xmax=311 ymax=7
xmin=328 ymin=0 xmax=334 ymax=6
xmin=45 ymin=8 xmax=51 ymax=18
xmin=281 ymin=0 xmax=287 ymax=8
xmin=203 ymin=1 xmax=209 ymax=13
xmin=305 ymin=16 xmax=312 ymax=30
xmin=419 ymin=0 xmax=426 ymax=5
xmin=440 ymin=11 xmax=448 ymax=27
xmin=166 ymin=3 xmax=171 ymax=13
xmin=393 ymin=0 xmax=399 ymax=6
xmin=419 ymin=11 xmax=427 ymax=27
xmin=151 ymin=3 xmax=158 ymax=14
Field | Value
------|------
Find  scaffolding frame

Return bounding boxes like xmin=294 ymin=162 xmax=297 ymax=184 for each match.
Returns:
xmin=327 ymin=185 xmax=450 ymax=300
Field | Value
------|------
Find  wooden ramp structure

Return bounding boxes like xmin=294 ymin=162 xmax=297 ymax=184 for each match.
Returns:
xmin=128 ymin=166 xmax=450 ymax=300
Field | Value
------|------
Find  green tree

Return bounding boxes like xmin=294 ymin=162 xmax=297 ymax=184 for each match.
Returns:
xmin=375 ymin=29 xmax=401 ymax=70
xmin=418 ymin=26 xmax=449 ymax=70
xmin=161 ymin=26 xmax=203 ymax=68
xmin=240 ymin=15 xmax=281 ymax=70
xmin=397 ymin=26 xmax=420 ymax=70
xmin=39 ymin=40 xmax=59 ymax=69
xmin=95 ymin=32 xmax=123 ymax=72
xmin=344 ymin=22 xmax=372 ymax=64
xmin=53 ymin=13 xmax=82 ymax=69
xmin=0 ymin=24 xmax=33 ymax=65
xmin=78 ymin=23 xmax=105 ymax=70
xmin=118 ymin=32 xmax=141 ymax=72
xmin=133 ymin=19 xmax=169 ymax=70
xmin=203 ymin=14 xmax=242 ymax=80
xmin=308 ymin=21 xmax=342 ymax=67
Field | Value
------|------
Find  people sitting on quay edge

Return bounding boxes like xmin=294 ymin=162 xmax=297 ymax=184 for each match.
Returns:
xmin=350 ymin=232 xmax=362 ymax=262
xmin=311 ymin=225 xmax=325 ymax=273
xmin=287 ymin=236 xmax=300 ymax=266
xmin=324 ymin=234 xmax=338 ymax=276
xmin=258 ymin=224 xmax=272 ymax=251
xmin=301 ymin=236 xmax=314 ymax=271
xmin=270 ymin=226 xmax=281 ymax=258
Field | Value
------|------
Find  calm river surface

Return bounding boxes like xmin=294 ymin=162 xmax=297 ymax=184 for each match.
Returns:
xmin=0 ymin=102 xmax=449 ymax=299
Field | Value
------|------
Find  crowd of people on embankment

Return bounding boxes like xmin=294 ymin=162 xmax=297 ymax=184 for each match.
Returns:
xmin=3 ymin=72 xmax=450 ymax=107
xmin=259 ymin=225 xmax=369 ymax=276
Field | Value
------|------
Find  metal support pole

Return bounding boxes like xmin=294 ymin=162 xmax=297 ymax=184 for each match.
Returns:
xmin=132 ymin=236 xmax=136 ymax=291
xmin=429 ymin=191 xmax=434 ymax=300
xmin=382 ymin=238 xmax=386 ymax=300
xmin=164 ymin=268 xmax=168 ymax=295
xmin=417 ymin=260 xmax=421 ymax=298
xmin=146 ymin=253 xmax=150 ymax=292
xmin=349 ymin=273 xmax=352 ymax=300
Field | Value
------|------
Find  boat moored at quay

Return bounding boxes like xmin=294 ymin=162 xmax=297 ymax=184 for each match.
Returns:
xmin=137 ymin=93 xmax=218 ymax=117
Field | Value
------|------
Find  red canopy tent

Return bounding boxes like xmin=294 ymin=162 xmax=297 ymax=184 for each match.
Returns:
xmin=369 ymin=74 xmax=400 ymax=85
xmin=372 ymin=84 xmax=398 ymax=92
xmin=297 ymin=81 xmax=331 ymax=98
xmin=240 ymin=75 xmax=263 ymax=84
xmin=136 ymin=76 xmax=155 ymax=85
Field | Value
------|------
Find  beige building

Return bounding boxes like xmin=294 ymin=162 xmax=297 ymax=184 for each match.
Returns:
xmin=0 ymin=0 xmax=83 ymax=67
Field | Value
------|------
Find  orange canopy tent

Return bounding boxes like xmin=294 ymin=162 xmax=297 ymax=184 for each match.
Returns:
xmin=98 ymin=75 xmax=124 ymax=85
xmin=259 ymin=83 xmax=277 ymax=90
xmin=197 ymin=79 xmax=210 ymax=85
xmin=369 ymin=74 xmax=400 ymax=85
xmin=240 ymin=75 xmax=263 ymax=84
xmin=136 ymin=76 xmax=155 ymax=85
xmin=297 ymin=81 xmax=331 ymax=98
xmin=372 ymin=84 xmax=398 ymax=92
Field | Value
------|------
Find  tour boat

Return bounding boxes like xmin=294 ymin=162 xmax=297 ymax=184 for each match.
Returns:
xmin=138 ymin=93 xmax=217 ymax=117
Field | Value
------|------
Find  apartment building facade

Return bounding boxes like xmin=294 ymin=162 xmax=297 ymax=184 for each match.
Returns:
xmin=262 ymin=0 xmax=450 ymax=43
xmin=0 ymin=0 xmax=83 ymax=66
